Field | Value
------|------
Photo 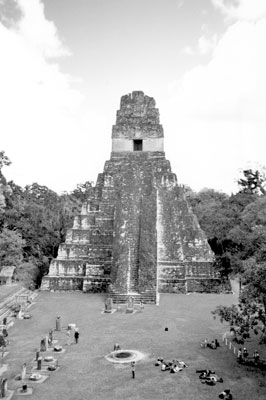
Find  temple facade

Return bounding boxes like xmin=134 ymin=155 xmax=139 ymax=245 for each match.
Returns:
xmin=41 ymin=91 xmax=219 ymax=302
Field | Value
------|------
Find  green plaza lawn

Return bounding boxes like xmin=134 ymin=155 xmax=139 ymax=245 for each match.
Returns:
xmin=4 ymin=289 xmax=266 ymax=400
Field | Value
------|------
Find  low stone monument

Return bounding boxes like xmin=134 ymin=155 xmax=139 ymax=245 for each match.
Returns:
xmin=21 ymin=384 xmax=27 ymax=393
xmin=29 ymin=374 xmax=42 ymax=381
xmin=53 ymin=345 xmax=62 ymax=352
xmin=0 ymin=335 xmax=5 ymax=348
xmin=104 ymin=298 xmax=113 ymax=313
xmin=44 ymin=356 xmax=54 ymax=363
xmin=55 ymin=316 xmax=61 ymax=331
xmin=37 ymin=358 xmax=42 ymax=371
xmin=0 ymin=377 xmax=7 ymax=398
xmin=126 ymin=296 xmax=134 ymax=314
xmin=48 ymin=329 xmax=53 ymax=345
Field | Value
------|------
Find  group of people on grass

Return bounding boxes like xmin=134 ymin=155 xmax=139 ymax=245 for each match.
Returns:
xmin=199 ymin=337 xmax=233 ymax=398
xmin=201 ymin=337 xmax=220 ymax=349
xmin=196 ymin=369 xmax=223 ymax=384
xmin=237 ymin=347 xmax=260 ymax=365
xmin=154 ymin=356 xmax=232 ymax=398
xmin=155 ymin=358 xmax=188 ymax=373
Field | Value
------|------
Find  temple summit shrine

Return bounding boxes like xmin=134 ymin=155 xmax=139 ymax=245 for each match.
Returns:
xmin=41 ymin=91 xmax=220 ymax=303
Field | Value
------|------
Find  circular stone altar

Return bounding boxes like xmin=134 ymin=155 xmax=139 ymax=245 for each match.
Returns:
xmin=105 ymin=349 xmax=145 ymax=364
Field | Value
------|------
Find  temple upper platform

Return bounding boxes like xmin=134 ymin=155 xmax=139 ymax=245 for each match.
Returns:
xmin=111 ymin=91 xmax=164 ymax=153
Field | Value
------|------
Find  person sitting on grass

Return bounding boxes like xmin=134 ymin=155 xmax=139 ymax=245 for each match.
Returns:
xmin=169 ymin=360 xmax=182 ymax=373
xmin=219 ymin=389 xmax=233 ymax=399
xmin=155 ymin=358 xmax=163 ymax=366
xmin=177 ymin=360 xmax=188 ymax=368
xmin=161 ymin=361 xmax=171 ymax=371
xmin=200 ymin=338 xmax=209 ymax=348
xmin=201 ymin=374 xmax=223 ymax=384
xmin=210 ymin=340 xmax=217 ymax=349
xmin=196 ymin=369 xmax=215 ymax=378
xmin=207 ymin=338 xmax=220 ymax=349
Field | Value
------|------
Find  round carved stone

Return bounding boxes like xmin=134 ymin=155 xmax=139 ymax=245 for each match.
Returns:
xmin=105 ymin=349 xmax=145 ymax=364
xmin=29 ymin=373 xmax=42 ymax=381
xmin=44 ymin=356 xmax=54 ymax=362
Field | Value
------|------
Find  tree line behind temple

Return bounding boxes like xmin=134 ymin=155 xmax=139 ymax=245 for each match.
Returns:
xmin=0 ymin=151 xmax=92 ymax=288
xmin=1 ymin=151 xmax=266 ymax=343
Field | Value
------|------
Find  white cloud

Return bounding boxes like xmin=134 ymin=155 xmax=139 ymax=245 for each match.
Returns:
xmin=182 ymin=34 xmax=217 ymax=56
xmin=182 ymin=45 xmax=194 ymax=55
xmin=176 ymin=0 xmax=184 ymax=9
xmin=15 ymin=0 xmax=69 ymax=58
xmin=166 ymin=1 xmax=266 ymax=193
xmin=175 ymin=18 xmax=266 ymax=121
xmin=212 ymin=0 xmax=266 ymax=21
xmin=0 ymin=0 xmax=84 ymax=192
xmin=182 ymin=25 xmax=218 ymax=56
xmin=198 ymin=34 xmax=218 ymax=54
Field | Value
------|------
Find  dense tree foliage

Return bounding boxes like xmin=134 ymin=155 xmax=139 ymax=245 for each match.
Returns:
xmin=0 ymin=227 xmax=25 ymax=266
xmin=187 ymin=185 xmax=264 ymax=276
xmin=0 ymin=152 xmax=92 ymax=288
xmin=187 ymin=170 xmax=266 ymax=344
xmin=238 ymin=168 xmax=266 ymax=195
xmin=212 ymin=259 xmax=266 ymax=344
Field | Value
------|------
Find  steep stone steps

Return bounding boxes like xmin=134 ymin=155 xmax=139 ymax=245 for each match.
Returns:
xmin=107 ymin=286 xmax=156 ymax=304
xmin=108 ymin=293 xmax=156 ymax=304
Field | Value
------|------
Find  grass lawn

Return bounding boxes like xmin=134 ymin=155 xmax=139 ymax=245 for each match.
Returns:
xmin=3 ymin=289 xmax=266 ymax=400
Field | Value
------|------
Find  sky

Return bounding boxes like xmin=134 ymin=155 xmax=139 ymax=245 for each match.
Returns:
xmin=1 ymin=0 xmax=266 ymax=194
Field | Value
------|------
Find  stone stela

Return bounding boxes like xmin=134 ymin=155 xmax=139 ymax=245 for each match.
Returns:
xmin=0 ymin=377 xmax=7 ymax=398
xmin=21 ymin=363 xmax=26 ymax=381
xmin=126 ymin=296 xmax=135 ymax=313
xmin=104 ymin=298 xmax=113 ymax=313
xmin=55 ymin=317 xmax=61 ymax=331
xmin=40 ymin=337 xmax=48 ymax=352
xmin=41 ymin=91 xmax=220 ymax=303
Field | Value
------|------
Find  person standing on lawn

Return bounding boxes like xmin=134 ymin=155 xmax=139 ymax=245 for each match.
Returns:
xmin=131 ymin=361 xmax=135 ymax=379
xmin=74 ymin=329 xmax=79 ymax=344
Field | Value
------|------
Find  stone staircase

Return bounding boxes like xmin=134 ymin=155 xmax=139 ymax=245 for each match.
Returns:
xmin=0 ymin=286 xmax=37 ymax=326
xmin=126 ymin=223 xmax=140 ymax=292
xmin=107 ymin=287 xmax=156 ymax=304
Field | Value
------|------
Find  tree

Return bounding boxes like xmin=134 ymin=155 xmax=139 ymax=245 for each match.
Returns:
xmin=0 ymin=151 xmax=11 ymax=214
xmin=71 ymin=181 xmax=93 ymax=202
xmin=238 ymin=169 xmax=266 ymax=195
xmin=0 ymin=227 xmax=25 ymax=266
xmin=0 ymin=151 xmax=11 ymax=172
xmin=15 ymin=261 xmax=39 ymax=289
xmin=212 ymin=258 xmax=266 ymax=344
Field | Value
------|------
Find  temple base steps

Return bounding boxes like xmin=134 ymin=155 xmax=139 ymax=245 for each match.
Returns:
xmin=107 ymin=285 xmax=156 ymax=304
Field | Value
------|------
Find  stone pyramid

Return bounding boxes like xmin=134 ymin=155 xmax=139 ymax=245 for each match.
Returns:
xmin=41 ymin=91 xmax=219 ymax=303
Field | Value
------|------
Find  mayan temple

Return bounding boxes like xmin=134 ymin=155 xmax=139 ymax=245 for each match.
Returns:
xmin=41 ymin=91 xmax=219 ymax=303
